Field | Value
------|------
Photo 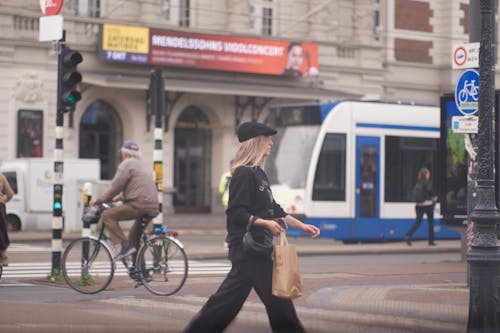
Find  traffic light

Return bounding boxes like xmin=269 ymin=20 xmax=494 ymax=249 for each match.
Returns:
xmin=53 ymin=184 xmax=63 ymax=217
xmin=60 ymin=47 xmax=82 ymax=112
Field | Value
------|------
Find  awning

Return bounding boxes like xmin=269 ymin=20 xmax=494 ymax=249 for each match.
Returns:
xmin=83 ymin=72 xmax=362 ymax=100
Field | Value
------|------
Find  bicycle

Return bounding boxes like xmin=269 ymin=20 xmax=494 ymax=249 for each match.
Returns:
xmin=62 ymin=203 xmax=188 ymax=295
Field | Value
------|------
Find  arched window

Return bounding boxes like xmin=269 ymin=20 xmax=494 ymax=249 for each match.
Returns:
xmin=79 ymin=100 xmax=123 ymax=180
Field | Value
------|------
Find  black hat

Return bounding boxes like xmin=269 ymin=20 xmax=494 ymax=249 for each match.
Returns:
xmin=237 ymin=122 xmax=277 ymax=143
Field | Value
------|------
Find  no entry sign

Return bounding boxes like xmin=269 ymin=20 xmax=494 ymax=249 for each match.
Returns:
xmin=40 ymin=0 xmax=64 ymax=16
xmin=452 ymin=43 xmax=479 ymax=69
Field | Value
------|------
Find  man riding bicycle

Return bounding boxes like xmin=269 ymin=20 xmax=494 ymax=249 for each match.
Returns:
xmin=90 ymin=140 xmax=159 ymax=261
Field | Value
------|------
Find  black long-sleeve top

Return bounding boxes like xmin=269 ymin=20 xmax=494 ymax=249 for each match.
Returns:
xmin=226 ymin=165 xmax=286 ymax=261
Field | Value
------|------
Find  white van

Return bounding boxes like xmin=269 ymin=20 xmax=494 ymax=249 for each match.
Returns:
xmin=1 ymin=158 xmax=100 ymax=232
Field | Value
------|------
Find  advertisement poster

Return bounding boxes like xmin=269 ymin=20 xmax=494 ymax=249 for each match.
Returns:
xmin=100 ymin=24 xmax=319 ymax=77
xmin=440 ymin=96 xmax=467 ymax=216
xmin=17 ymin=109 xmax=43 ymax=158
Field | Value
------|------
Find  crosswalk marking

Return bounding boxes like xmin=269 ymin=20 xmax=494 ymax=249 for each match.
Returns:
xmin=8 ymin=243 xmax=52 ymax=253
xmin=0 ymin=259 xmax=231 ymax=279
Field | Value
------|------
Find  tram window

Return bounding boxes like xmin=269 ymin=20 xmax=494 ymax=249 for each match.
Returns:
xmin=312 ymin=133 xmax=346 ymax=201
xmin=275 ymin=106 xmax=322 ymax=126
xmin=385 ymin=136 xmax=438 ymax=203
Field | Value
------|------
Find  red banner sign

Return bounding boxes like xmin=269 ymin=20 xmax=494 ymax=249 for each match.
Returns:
xmin=149 ymin=29 xmax=319 ymax=77
xmin=99 ymin=24 xmax=319 ymax=77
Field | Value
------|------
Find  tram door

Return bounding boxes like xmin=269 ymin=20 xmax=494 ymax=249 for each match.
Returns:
xmin=355 ymin=136 xmax=381 ymax=240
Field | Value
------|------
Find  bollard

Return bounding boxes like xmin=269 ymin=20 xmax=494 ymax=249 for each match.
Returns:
xmin=81 ymin=182 xmax=93 ymax=279
xmin=81 ymin=182 xmax=93 ymax=237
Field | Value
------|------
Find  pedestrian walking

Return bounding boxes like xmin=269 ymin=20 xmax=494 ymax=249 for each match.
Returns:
xmin=184 ymin=121 xmax=320 ymax=333
xmin=0 ymin=170 xmax=14 ymax=266
xmin=218 ymin=162 xmax=232 ymax=250
xmin=218 ymin=168 xmax=231 ymax=209
xmin=406 ymin=167 xmax=437 ymax=246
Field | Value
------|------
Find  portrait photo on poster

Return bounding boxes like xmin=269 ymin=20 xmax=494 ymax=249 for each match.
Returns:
xmin=282 ymin=42 xmax=319 ymax=78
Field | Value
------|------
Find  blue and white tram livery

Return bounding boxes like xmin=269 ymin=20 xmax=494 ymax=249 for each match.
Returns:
xmin=264 ymin=101 xmax=460 ymax=242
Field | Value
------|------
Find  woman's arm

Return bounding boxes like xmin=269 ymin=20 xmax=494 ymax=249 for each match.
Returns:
xmin=252 ymin=214 xmax=320 ymax=238
xmin=0 ymin=175 xmax=14 ymax=204
xmin=284 ymin=215 xmax=320 ymax=238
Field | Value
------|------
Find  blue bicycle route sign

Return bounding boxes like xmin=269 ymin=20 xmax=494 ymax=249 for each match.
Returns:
xmin=454 ymin=69 xmax=479 ymax=115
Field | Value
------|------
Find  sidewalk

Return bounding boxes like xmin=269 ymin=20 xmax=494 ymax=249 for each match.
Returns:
xmin=8 ymin=213 xmax=463 ymax=259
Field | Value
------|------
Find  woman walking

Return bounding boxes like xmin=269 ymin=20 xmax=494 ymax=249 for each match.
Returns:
xmin=0 ymin=171 xmax=14 ymax=266
xmin=184 ymin=122 xmax=320 ymax=333
xmin=406 ymin=167 xmax=437 ymax=246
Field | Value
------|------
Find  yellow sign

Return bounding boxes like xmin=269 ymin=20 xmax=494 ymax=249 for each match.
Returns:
xmin=102 ymin=24 xmax=149 ymax=54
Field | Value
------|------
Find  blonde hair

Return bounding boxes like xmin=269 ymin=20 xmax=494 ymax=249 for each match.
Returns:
xmin=230 ymin=136 xmax=269 ymax=174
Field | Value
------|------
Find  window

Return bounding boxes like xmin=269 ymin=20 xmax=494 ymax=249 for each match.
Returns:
xmin=64 ymin=0 xmax=99 ymax=17
xmin=17 ymin=110 xmax=43 ymax=158
xmin=385 ymin=136 xmax=438 ymax=202
xmin=373 ymin=0 xmax=381 ymax=39
xmin=249 ymin=0 xmax=273 ymax=35
xmin=312 ymin=133 xmax=346 ymax=201
xmin=3 ymin=172 xmax=18 ymax=195
xmin=162 ymin=0 xmax=171 ymax=20
xmin=88 ymin=0 xmax=101 ymax=18
xmin=179 ymin=0 xmax=190 ymax=27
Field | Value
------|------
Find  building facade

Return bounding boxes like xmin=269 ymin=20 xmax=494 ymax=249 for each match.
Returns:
xmin=0 ymin=0 xmax=479 ymax=215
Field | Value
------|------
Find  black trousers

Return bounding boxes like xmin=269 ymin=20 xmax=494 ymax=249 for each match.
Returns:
xmin=184 ymin=257 xmax=305 ymax=333
xmin=406 ymin=204 xmax=435 ymax=244
xmin=0 ymin=203 xmax=9 ymax=253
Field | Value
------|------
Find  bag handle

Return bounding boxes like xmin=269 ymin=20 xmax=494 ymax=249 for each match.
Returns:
xmin=279 ymin=231 xmax=288 ymax=246
xmin=247 ymin=215 xmax=259 ymax=231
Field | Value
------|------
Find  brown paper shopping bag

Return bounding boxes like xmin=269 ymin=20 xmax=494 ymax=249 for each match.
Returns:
xmin=272 ymin=232 xmax=303 ymax=299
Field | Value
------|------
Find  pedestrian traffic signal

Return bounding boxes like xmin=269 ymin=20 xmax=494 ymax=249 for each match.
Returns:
xmin=60 ymin=47 xmax=82 ymax=112
xmin=53 ymin=184 xmax=63 ymax=217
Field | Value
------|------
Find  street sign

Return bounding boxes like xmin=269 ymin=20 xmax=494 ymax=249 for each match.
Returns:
xmin=452 ymin=43 xmax=479 ymax=69
xmin=39 ymin=15 xmax=63 ymax=41
xmin=454 ymin=69 xmax=479 ymax=115
xmin=451 ymin=115 xmax=478 ymax=133
xmin=40 ymin=0 xmax=64 ymax=16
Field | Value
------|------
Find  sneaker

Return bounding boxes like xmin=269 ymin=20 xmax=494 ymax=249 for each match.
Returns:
xmin=133 ymin=274 xmax=153 ymax=288
xmin=2 ymin=255 xmax=8 ymax=267
xmin=405 ymin=236 xmax=412 ymax=246
xmin=429 ymin=242 xmax=436 ymax=246
xmin=114 ymin=243 xmax=136 ymax=261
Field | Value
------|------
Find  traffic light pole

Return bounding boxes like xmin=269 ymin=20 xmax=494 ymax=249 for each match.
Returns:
xmin=51 ymin=31 xmax=66 ymax=277
xmin=151 ymin=68 xmax=165 ymax=232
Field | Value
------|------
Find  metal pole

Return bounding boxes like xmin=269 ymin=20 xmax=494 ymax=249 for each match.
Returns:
xmin=467 ymin=0 xmax=500 ymax=331
xmin=464 ymin=0 xmax=481 ymax=276
xmin=151 ymin=68 xmax=165 ymax=233
xmin=51 ymin=30 xmax=65 ymax=276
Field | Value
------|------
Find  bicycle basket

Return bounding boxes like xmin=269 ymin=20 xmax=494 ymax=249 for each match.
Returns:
xmin=82 ymin=205 xmax=102 ymax=224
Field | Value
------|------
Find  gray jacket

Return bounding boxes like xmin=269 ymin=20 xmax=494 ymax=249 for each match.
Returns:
xmin=96 ymin=157 xmax=159 ymax=213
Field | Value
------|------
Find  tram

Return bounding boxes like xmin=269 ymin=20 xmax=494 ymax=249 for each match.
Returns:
xmin=264 ymin=101 xmax=460 ymax=241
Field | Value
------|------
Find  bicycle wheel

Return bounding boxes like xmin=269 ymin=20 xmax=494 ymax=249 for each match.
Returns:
xmin=136 ymin=235 xmax=188 ymax=296
xmin=62 ymin=237 xmax=114 ymax=294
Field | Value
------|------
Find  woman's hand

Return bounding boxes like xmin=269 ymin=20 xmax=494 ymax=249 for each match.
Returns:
xmin=302 ymin=224 xmax=320 ymax=238
xmin=264 ymin=219 xmax=286 ymax=235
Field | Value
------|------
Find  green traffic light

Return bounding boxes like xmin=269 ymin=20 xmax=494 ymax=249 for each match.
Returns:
xmin=54 ymin=202 xmax=62 ymax=209
xmin=64 ymin=94 xmax=76 ymax=104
